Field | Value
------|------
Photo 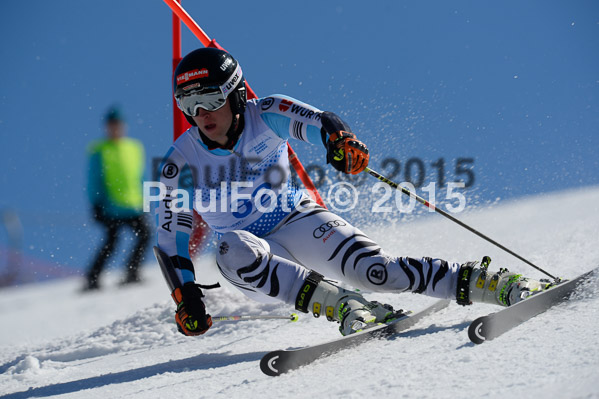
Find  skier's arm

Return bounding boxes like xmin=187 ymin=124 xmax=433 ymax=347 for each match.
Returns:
xmin=257 ymin=95 xmax=325 ymax=145
xmin=155 ymin=146 xmax=212 ymax=336
xmin=257 ymin=95 xmax=369 ymax=175
xmin=155 ymin=147 xmax=196 ymax=286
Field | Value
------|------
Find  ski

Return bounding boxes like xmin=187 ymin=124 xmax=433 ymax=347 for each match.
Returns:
xmin=468 ymin=267 xmax=598 ymax=344
xmin=260 ymin=299 xmax=450 ymax=376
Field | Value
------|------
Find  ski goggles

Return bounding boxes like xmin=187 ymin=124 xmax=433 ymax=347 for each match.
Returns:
xmin=175 ymin=64 xmax=243 ymax=116
xmin=176 ymin=88 xmax=227 ymax=115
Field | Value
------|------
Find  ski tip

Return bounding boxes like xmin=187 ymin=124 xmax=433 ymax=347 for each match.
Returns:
xmin=468 ymin=317 xmax=488 ymax=345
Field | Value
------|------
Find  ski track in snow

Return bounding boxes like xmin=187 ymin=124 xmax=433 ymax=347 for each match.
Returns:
xmin=1 ymin=187 xmax=598 ymax=399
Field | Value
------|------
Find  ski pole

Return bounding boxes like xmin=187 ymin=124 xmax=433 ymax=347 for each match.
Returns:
xmin=364 ymin=167 xmax=557 ymax=280
xmin=212 ymin=313 xmax=299 ymax=323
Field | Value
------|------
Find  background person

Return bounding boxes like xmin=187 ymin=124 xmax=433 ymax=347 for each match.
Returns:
xmin=85 ymin=106 xmax=150 ymax=290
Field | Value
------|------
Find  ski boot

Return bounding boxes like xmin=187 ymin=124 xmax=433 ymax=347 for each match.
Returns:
xmin=295 ymin=271 xmax=397 ymax=335
xmin=456 ymin=256 xmax=553 ymax=307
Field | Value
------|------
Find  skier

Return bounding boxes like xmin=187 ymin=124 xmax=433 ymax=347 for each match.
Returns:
xmin=155 ymin=48 xmax=549 ymax=336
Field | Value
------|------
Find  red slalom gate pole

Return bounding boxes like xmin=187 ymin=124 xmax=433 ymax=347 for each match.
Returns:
xmin=171 ymin=0 xmax=190 ymax=141
xmin=164 ymin=0 xmax=211 ymax=47
xmin=170 ymin=1 xmax=207 ymax=258
xmin=162 ymin=0 xmax=326 ymax=208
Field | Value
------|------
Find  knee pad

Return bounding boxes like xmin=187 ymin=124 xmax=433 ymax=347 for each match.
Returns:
xmin=216 ymin=231 xmax=269 ymax=273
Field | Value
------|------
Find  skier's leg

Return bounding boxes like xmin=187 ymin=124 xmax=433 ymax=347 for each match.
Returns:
xmin=268 ymin=199 xmax=549 ymax=307
xmin=266 ymin=199 xmax=460 ymax=299
xmin=216 ymin=230 xmax=308 ymax=304
xmin=216 ymin=230 xmax=396 ymax=335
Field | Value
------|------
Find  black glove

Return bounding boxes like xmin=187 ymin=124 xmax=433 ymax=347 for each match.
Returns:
xmin=320 ymin=111 xmax=369 ymax=175
xmin=172 ymin=282 xmax=212 ymax=336
xmin=326 ymin=131 xmax=370 ymax=175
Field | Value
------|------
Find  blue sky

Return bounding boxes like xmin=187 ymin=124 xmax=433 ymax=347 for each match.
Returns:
xmin=0 ymin=1 xmax=598 ymax=276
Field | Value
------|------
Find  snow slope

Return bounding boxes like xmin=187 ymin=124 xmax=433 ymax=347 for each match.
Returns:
xmin=1 ymin=187 xmax=598 ymax=399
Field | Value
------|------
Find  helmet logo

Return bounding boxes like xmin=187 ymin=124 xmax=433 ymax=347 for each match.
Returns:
xmin=181 ymin=82 xmax=202 ymax=92
xmin=176 ymin=68 xmax=209 ymax=84
xmin=221 ymin=64 xmax=243 ymax=96
xmin=220 ymin=58 xmax=233 ymax=71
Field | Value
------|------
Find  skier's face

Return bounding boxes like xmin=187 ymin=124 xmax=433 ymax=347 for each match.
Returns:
xmin=192 ymin=99 xmax=235 ymax=145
